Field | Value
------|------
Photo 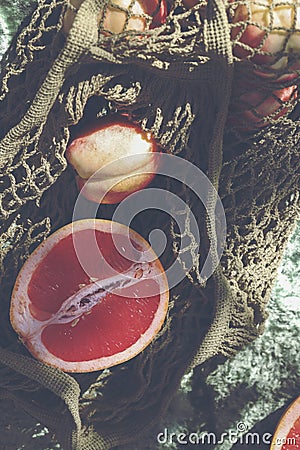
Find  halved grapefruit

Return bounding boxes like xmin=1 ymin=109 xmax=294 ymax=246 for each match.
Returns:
xmin=10 ymin=219 xmax=169 ymax=373
xmin=271 ymin=396 xmax=300 ymax=450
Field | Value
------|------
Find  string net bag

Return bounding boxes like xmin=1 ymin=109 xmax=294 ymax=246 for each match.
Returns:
xmin=0 ymin=0 xmax=299 ymax=448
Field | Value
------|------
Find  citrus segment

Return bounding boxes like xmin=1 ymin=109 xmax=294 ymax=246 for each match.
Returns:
xmin=10 ymin=219 xmax=169 ymax=373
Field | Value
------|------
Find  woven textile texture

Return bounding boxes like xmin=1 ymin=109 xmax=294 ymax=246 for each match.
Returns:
xmin=0 ymin=0 xmax=299 ymax=448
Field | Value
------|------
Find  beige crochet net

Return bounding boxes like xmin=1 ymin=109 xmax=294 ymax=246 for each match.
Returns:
xmin=0 ymin=0 xmax=299 ymax=448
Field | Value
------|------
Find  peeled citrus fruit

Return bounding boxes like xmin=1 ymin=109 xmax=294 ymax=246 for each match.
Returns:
xmin=271 ymin=396 xmax=300 ymax=450
xmin=10 ymin=219 xmax=169 ymax=373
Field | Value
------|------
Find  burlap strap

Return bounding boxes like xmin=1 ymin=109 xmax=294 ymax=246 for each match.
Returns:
xmin=0 ymin=0 xmax=100 ymax=170
xmin=189 ymin=0 xmax=235 ymax=368
xmin=0 ymin=346 xmax=83 ymax=448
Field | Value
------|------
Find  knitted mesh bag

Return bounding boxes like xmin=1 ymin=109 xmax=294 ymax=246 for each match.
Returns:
xmin=0 ymin=0 xmax=299 ymax=448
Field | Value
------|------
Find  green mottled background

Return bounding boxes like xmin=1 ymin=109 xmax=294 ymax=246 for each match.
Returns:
xmin=0 ymin=2 xmax=299 ymax=449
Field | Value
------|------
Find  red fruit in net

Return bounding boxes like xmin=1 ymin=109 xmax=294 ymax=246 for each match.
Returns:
xmin=102 ymin=0 xmax=167 ymax=33
xmin=66 ymin=117 xmax=159 ymax=205
xmin=228 ymin=83 xmax=297 ymax=130
xmin=63 ymin=0 xmax=167 ymax=35
xmin=229 ymin=0 xmax=300 ymax=71
xmin=227 ymin=0 xmax=300 ymax=134
xmin=271 ymin=396 xmax=300 ymax=450
xmin=10 ymin=219 xmax=169 ymax=373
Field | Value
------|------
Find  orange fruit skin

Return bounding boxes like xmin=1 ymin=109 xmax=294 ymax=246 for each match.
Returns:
xmin=10 ymin=219 xmax=169 ymax=373
xmin=271 ymin=396 xmax=300 ymax=450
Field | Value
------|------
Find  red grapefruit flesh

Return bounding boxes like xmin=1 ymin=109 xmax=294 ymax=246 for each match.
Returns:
xmin=271 ymin=396 xmax=300 ymax=450
xmin=10 ymin=219 xmax=169 ymax=373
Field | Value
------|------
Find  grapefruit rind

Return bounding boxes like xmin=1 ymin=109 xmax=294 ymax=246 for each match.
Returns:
xmin=270 ymin=396 xmax=300 ymax=450
xmin=10 ymin=219 xmax=169 ymax=373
